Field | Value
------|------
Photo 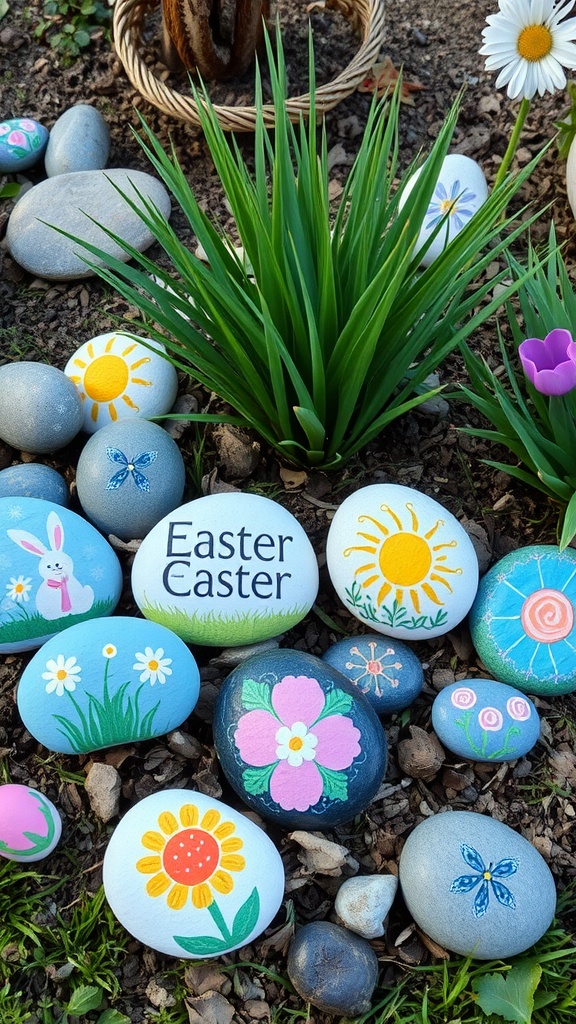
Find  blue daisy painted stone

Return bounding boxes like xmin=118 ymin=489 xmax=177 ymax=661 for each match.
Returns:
xmin=469 ymin=546 xmax=576 ymax=696
xmin=398 ymin=810 xmax=556 ymax=958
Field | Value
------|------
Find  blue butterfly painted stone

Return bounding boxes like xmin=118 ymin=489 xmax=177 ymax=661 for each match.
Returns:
xmin=106 ymin=449 xmax=158 ymax=493
xmin=449 ymin=843 xmax=518 ymax=918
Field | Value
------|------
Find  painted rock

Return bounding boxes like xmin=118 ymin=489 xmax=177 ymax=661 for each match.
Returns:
xmin=213 ymin=649 xmax=387 ymax=830
xmin=469 ymin=545 xmax=576 ymax=695
xmin=334 ymin=873 xmax=398 ymax=939
xmin=399 ymin=154 xmax=488 ymax=267
xmin=287 ymin=921 xmax=379 ymax=1017
xmin=0 ymin=464 xmax=69 ymax=506
xmin=432 ymin=680 xmax=539 ymax=762
xmin=0 ymin=784 xmax=62 ymax=862
xmin=0 ymin=497 xmax=122 ymax=654
xmin=103 ymin=789 xmax=285 ymax=958
xmin=322 ymin=633 xmax=423 ymax=714
xmin=131 ymin=493 xmax=319 ymax=646
xmin=0 ymin=118 xmax=48 ymax=172
xmin=17 ymin=617 xmax=200 ymax=754
xmin=45 ymin=104 xmax=110 ymax=176
xmin=76 ymin=419 xmax=186 ymax=542
xmin=326 ymin=484 xmax=478 ymax=641
xmin=398 ymin=810 xmax=556 ymax=959
xmin=6 ymin=168 xmax=171 ymax=281
xmin=64 ymin=332 xmax=178 ymax=434
xmin=0 ymin=362 xmax=83 ymax=454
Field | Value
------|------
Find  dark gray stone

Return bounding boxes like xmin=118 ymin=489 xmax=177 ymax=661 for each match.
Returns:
xmin=287 ymin=921 xmax=379 ymax=1016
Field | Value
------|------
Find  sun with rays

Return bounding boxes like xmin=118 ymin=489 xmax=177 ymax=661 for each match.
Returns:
xmin=343 ymin=501 xmax=463 ymax=614
xmin=65 ymin=333 xmax=154 ymax=429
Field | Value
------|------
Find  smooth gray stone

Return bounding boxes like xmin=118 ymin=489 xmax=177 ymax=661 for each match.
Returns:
xmin=287 ymin=921 xmax=379 ymax=1017
xmin=45 ymin=104 xmax=110 ymax=176
xmin=0 ymin=363 xmax=83 ymax=453
xmin=7 ymin=169 xmax=171 ymax=280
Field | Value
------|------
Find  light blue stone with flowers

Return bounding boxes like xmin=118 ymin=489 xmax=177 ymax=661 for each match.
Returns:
xmin=322 ymin=633 xmax=423 ymax=715
xmin=432 ymin=679 xmax=540 ymax=762
xmin=399 ymin=810 xmax=556 ymax=958
xmin=0 ymin=118 xmax=48 ymax=172
xmin=17 ymin=616 xmax=200 ymax=753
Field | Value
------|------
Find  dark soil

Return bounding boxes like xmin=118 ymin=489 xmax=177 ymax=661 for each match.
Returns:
xmin=1 ymin=0 xmax=576 ymax=1020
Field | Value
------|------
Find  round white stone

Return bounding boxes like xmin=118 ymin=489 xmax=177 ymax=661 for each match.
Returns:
xmin=326 ymin=483 xmax=478 ymax=640
xmin=399 ymin=154 xmax=488 ymax=267
xmin=335 ymin=874 xmax=398 ymax=939
xmin=65 ymin=332 xmax=178 ymax=434
xmin=103 ymin=789 xmax=285 ymax=957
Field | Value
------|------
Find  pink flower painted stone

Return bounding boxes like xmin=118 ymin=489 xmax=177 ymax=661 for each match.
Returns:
xmin=213 ymin=649 xmax=387 ymax=829
xmin=0 ymin=118 xmax=48 ymax=173
xmin=0 ymin=784 xmax=62 ymax=862
xmin=431 ymin=679 xmax=540 ymax=762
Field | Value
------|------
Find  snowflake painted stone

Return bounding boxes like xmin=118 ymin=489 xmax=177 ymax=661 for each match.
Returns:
xmin=322 ymin=633 xmax=423 ymax=714
xmin=326 ymin=484 xmax=478 ymax=641
xmin=432 ymin=679 xmax=540 ymax=762
xmin=0 ymin=784 xmax=62 ymax=862
xmin=0 ymin=362 xmax=83 ymax=454
xmin=0 ymin=464 xmax=69 ymax=506
xmin=470 ymin=546 xmax=576 ymax=695
xmin=103 ymin=789 xmax=285 ymax=957
xmin=398 ymin=810 xmax=556 ymax=958
xmin=213 ymin=649 xmax=387 ymax=830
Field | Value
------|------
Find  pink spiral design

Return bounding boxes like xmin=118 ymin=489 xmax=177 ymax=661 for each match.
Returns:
xmin=478 ymin=706 xmax=503 ymax=731
xmin=506 ymin=696 xmax=531 ymax=721
xmin=520 ymin=588 xmax=574 ymax=642
xmin=451 ymin=686 xmax=477 ymax=709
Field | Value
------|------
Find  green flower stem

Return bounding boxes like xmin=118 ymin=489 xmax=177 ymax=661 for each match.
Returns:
xmin=0 ymin=792 xmax=56 ymax=857
xmin=207 ymin=899 xmax=233 ymax=944
xmin=493 ymin=97 xmax=531 ymax=193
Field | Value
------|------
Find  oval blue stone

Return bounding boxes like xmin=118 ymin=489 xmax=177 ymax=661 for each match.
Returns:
xmin=0 ymin=464 xmax=69 ymax=506
xmin=322 ymin=633 xmax=423 ymax=714
xmin=0 ymin=118 xmax=48 ymax=172
xmin=432 ymin=679 xmax=539 ymax=762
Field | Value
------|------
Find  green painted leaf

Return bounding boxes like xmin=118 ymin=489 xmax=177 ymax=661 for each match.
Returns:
xmin=231 ymin=887 xmax=260 ymax=944
xmin=67 ymin=985 xmax=103 ymax=1013
xmin=472 ymin=963 xmax=543 ymax=1024
xmin=241 ymin=678 xmax=276 ymax=715
xmin=243 ymin=763 xmax=276 ymax=795
xmin=173 ymin=933 xmax=232 ymax=955
xmin=315 ymin=687 xmax=353 ymax=721
xmin=316 ymin=763 xmax=349 ymax=801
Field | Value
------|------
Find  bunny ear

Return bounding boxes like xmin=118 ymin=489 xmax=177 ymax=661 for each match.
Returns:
xmin=47 ymin=512 xmax=64 ymax=551
xmin=7 ymin=529 xmax=47 ymax=557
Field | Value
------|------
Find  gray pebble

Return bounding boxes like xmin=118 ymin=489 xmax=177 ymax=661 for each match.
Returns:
xmin=45 ymin=104 xmax=110 ymax=176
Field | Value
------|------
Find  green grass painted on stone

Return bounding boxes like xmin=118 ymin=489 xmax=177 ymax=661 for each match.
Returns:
xmin=140 ymin=600 xmax=309 ymax=644
xmin=0 ymin=599 xmax=115 ymax=646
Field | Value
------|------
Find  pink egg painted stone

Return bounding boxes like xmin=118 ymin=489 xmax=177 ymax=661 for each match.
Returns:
xmin=0 ymin=784 xmax=62 ymax=862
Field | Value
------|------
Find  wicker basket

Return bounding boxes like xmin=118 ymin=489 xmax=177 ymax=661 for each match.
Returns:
xmin=113 ymin=0 xmax=385 ymax=131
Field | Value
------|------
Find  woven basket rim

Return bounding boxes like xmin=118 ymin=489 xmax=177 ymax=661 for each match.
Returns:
xmin=113 ymin=0 xmax=385 ymax=130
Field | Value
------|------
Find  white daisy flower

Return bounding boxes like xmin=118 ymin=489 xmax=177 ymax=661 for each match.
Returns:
xmin=275 ymin=721 xmax=318 ymax=767
xmin=5 ymin=576 xmax=32 ymax=603
xmin=42 ymin=655 xmax=82 ymax=697
xmin=133 ymin=647 xmax=173 ymax=685
xmin=481 ymin=0 xmax=576 ymax=100
xmin=102 ymin=643 xmax=117 ymax=659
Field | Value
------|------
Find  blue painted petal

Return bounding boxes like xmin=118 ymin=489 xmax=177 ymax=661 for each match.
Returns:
xmin=132 ymin=470 xmax=151 ymax=493
xmin=473 ymin=880 xmax=490 ymax=918
xmin=435 ymin=182 xmax=448 ymax=201
xmin=450 ymin=873 xmax=482 ymax=894
xmin=452 ymin=214 xmax=464 ymax=231
xmin=460 ymin=843 xmax=486 ymax=872
xmin=449 ymin=179 xmax=461 ymax=199
xmin=132 ymin=450 xmax=158 ymax=469
xmin=106 ymin=447 xmax=128 ymax=466
xmin=491 ymin=879 xmax=516 ymax=910
xmin=426 ymin=214 xmax=444 ymax=228
xmin=106 ymin=468 xmax=129 ymax=490
xmin=460 ymin=190 xmax=476 ymax=203
xmin=491 ymin=857 xmax=519 ymax=878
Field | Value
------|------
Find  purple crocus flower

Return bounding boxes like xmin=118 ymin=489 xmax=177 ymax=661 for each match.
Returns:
xmin=518 ymin=328 xmax=576 ymax=396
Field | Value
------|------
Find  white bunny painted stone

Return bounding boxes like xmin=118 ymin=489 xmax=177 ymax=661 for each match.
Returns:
xmin=0 ymin=497 xmax=122 ymax=653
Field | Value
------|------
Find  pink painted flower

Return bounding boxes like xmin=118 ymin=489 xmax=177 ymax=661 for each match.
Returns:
xmin=7 ymin=130 xmax=26 ymax=148
xmin=506 ymin=696 xmax=531 ymax=722
xmin=478 ymin=706 xmax=503 ymax=731
xmin=234 ymin=675 xmax=361 ymax=812
xmin=451 ymin=686 xmax=477 ymax=710
xmin=0 ymin=123 xmax=10 ymax=136
xmin=18 ymin=119 xmax=37 ymax=132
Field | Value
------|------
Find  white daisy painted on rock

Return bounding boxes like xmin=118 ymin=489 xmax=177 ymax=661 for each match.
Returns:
xmin=133 ymin=647 xmax=173 ymax=685
xmin=5 ymin=576 xmax=32 ymax=603
xmin=42 ymin=655 xmax=82 ymax=697
xmin=275 ymin=721 xmax=318 ymax=767
xmin=481 ymin=0 xmax=576 ymax=100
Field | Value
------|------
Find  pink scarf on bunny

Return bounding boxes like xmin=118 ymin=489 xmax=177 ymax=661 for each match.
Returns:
xmin=47 ymin=576 xmax=71 ymax=613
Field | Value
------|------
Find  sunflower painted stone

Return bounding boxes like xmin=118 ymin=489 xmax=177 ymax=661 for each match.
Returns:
xmin=0 ymin=362 xmax=83 ymax=454
xmin=326 ymin=484 xmax=479 ymax=641
xmin=0 ymin=118 xmax=48 ymax=172
xmin=322 ymin=633 xmax=423 ymax=714
xmin=64 ymin=333 xmax=178 ymax=434
xmin=17 ymin=617 xmax=200 ymax=754
xmin=131 ymin=493 xmax=319 ymax=646
xmin=0 ymin=464 xmax=69 ymax=506
xmin=213 ymin=649 xmax=387 ymax=829
xmin=431 ymin=680 xmax=540 ymax=762
xmin=470 ymin=546 xmax=576 ymax=695
xmin=76 ymin=419 xmax=186 ymax=542
xmin=398 ymin=810 xmax=556 ymax=959
xmin=0 ymin=497 xmax=122 ymax=654
xmin=0 ymin=784 xmax=62 ymax=862
xmin=103 ymin=789 xmax=285 ymax=958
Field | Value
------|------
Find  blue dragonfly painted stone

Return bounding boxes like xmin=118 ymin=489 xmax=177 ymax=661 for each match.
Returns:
xmin=449 ymin=843 xmax=518 ymax=918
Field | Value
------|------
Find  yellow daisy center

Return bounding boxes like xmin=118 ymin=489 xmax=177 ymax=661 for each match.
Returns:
xmin=56 ymin=669 xmax=68 ymax=680
xmin=483 ymin=870 xmax=492 ymax=881
xmin=289 ymin=736 xmax=304 ymax=751
xmin=83 ymin=354 xmax=130 ymax=402
xmin=14 ymin=583 xmax=24 ymax=593
xmin=517 ymin=24 xmax=553 ymax=61
xmin=378 ymin=532 xmax=432 ymax=587
xmin=148 ymin=659 xmax=159 ymax=671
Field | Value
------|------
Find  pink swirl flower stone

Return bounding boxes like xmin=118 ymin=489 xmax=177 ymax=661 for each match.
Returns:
xmin=451 ymin=686 xmax=477 ymax=709
xmin=478 ymin=706 xmax=504 ymax=731
xmin=506 ymin=696 xmax=531 ymax=721
xmin=19 ymin=120 xmax=37 ymax=131
xmin=519 ymin=328 xmax=576 ymax=396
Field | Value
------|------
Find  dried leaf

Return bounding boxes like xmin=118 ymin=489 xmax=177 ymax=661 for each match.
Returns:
xmin=358 ymin=56 xmax=426 ymax=105
xmin=186 ymin=991 xmax=235 ymax=1024
xmin=288 ymin=830 xmax=359 ymax=875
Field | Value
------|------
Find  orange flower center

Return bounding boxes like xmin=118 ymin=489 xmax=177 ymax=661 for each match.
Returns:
xmin=148 ymin=660 xmax=159 ymax=671
xmin=57 ymin=669 xmax=67 ymax=680
xmin=289 ymin=736 xmax=304 ymax=751
xmin=366 ymin=659 xmax=383 ymax=674
xmin=162 ymin=829 xmax=219 ymax=885
xmin=517 ymin=24 xmax=553 ymax=61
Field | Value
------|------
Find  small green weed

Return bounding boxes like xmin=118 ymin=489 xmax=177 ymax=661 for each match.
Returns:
xmin=34 ymin=0 xmax=111 ymax=63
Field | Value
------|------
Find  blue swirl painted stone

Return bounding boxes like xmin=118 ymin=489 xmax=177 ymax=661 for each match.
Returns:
xmin=322 ymin=633 xmax=423 ymax=714
xmin=213 ymin=648 xmax=387 ymax=830
xmin=399 ymin=810 xmax=556 ymax=958
xmin=469 ymin=546 xmax=576 ymax=695
xmin=0 ymin=464 xmax=69 ymax=506
xmin=432 ymin=680 xmax=539 ymax=762
xmin=17 ymin=617 xmax=200 ymax=754
xmin=0 ymin=118 xmax=48 ymax=172
xmin=0 ymin=496 xmax=122 ymax=653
